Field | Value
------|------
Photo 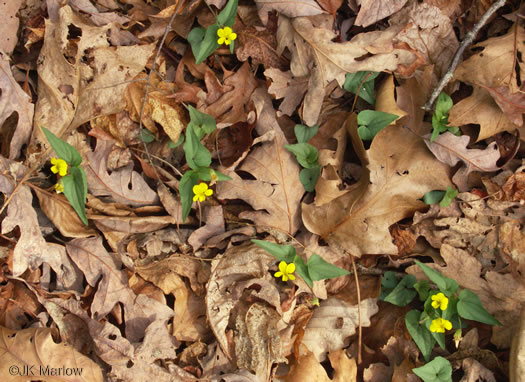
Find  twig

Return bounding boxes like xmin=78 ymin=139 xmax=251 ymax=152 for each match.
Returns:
xmin=350 ymin=255 xmax=362 ymax=365
xmin=422 ymin=0 xmax=508 ymax=111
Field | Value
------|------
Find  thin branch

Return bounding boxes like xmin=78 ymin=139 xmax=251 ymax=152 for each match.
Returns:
xmin=351 ymin=255 xmax=362 ymax=365
xmin=423 ymin=0 xmax=507 ymax=111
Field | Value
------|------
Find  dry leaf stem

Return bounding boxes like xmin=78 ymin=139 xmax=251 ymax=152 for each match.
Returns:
xmin=350 ymin=255 xmax=362 ymax=365
xmin=423 ymin=0 xmax=507 ymax=111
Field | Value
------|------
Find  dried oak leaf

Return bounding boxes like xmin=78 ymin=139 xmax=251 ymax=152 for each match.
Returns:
xmin=255 ymin=0 xmax=325 ymax=24
xmin=28 ymin=5 xmax=154 ymax=166
xmin=302 ymin=120 xmax=451 ymax=257
xmin=355 ymin=0 xmax=408 ymax=28
xmin=85 ymin=139 xmax=158 ymax=206
xmin=0 ymin=326 xmax=103 ymax=381
xmin=264 ymin=68 xmax=308 ymax=117
xmin=283 ymin=349 xmax=357 ymax=382
xmin=216 ymin=87 xmax=303 ymax=235
xmin=0 ymin=0 xmax=21 ymax=54
xmin=0 ymin=53 xmax=34 ymax=160
xmin=423 ymin=132 xmax=500 ymax=191
xmin=66 ymin=237 xmax=173 ymax=343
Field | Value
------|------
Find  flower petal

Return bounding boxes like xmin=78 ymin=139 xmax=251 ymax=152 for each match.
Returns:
xmin=286 ymin=263 xmax=295 ymax=273
xmin=205 ymin=189 xmax=213 ymax=196
xmin=224 ymin=39 xmax=231 ymax=46
xmin=223 ymin=26 xmax=232 ymax=35
xmin=288 ymin=274 xmax=295 ymax=281
xmin=217 ymin=28 xmax=225 ymax=37
xmin=274 ymin=271 xmax=283 ymax=278
xmin=278 ymin=261 xmax=287 ymax=272
xmin=218 ymin=37 xmax=225 ymax=44
xmin=230 ymin=32 xmax=237 ymax=41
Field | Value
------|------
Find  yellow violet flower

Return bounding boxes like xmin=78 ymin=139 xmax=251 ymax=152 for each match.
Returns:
xmin=50 ymin=157 xmax=68 ymax=177
xmin=54 ymin=181 xmax=64 ymax=194
xmin=429 ymin=318 xmax=452 ymax=333
xmin=274 ymin=261 xmax=295 ymax=282
xmin=217 ymin=26 xmax=237 ymax=46
xmin=431 ymin=292 xmax=449 ymax=310
xmin=192 ymin=182 xmax=213 ymax=202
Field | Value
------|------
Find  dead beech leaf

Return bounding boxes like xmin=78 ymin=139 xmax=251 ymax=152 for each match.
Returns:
xmin=28 ymin=5 xmax=155 ymax=166
xmin=0 ymin=326 xmax=103 ymax=381
xmin=217 ymin=88 xmax=303 ymax=235
xmin=255 ymin=0 xmax=325 ymax=24
xmin=264 ymin=68 xmax=308 ymax=117
xmin=0 ymin=0 xmax=21 ymax=54
xmin=33 ymin=187 xmax=96 ymax=238
xmin=355 ymin=0 xmax=408 ymax=27
xmin=283 ymin=349 xmax=357 ymax=382
xmin=303 ymin=121 xmax=451 ymax=257
xmin=85 ymin=139 xmax=158 ymax=206
xmin=0 ymin=53 xmax=34 ymax=160
xmin=301 ymin=297 xmax=378 ymax=361
xmin=449 ymin=87 xmax=518 ymax=141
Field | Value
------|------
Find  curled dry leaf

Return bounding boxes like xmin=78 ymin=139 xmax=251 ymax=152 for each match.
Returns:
xmin=264 ymin=68 xmax=308 ymax=117
xmin=303 ymin=120 xmax=451 ymax=257
xmin=28 ymin=5 xmax=155 ymax=166
xmin=355 ymin=0 xmax=408 ymax=28
xmin=0 ymin=326 xmax=103 ymax=381
xmin=255 ymin=0 xmax=325 ymax=24
xmin=301 ymin=297 xmax=378 ymax=362
xmin=283 ymin=349 xmax=357 ymax=382
xmin=217 ymin=88 xmax=304 ymax=235
xmin=188 ymin=206 xmax=225 ymax=250
xmin=85 ymin=139 xmax=158 ymax=206
xmin=0 ymin=52 xmax=34 ymax=160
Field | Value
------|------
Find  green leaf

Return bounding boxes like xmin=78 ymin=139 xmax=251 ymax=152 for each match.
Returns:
xmin=299 ymin=166 xmax=321 ymax=192
xmin=379 ymin=271 xmax=399 ymax=300
xmin=439 ymin=186 xmax=458 ymax=207
xmin=179 ymin=170 xmax=199 ymax=222
xmin=405 ymin=310 xmax=436 ymax=362
xmin=187 ymin=106 xmax=216 ymax=138
xmin=42 ymin=127 xmax=82 ymax=167
xmin=414 ymin=260 xmax=459 ymax=296
xmin=285 ymin=143 xmax=319 ymax=168
xmin=343 ymin=71 xmax=379 ymax=105
xmin=435 ymin=92 xmax=453 ymax=117
xmin=168 ymin=134 xmax=185 ymax=149
xmin=306 ymin=254 xmax=350 ymax=281
xmin=442 ymin=294 xmax=462 ymax=329
xmin=139 ymin=129 xmax=155 ymax=143
xmin=294 ymin=255 xmax=312 ymax=287
xmin=251 ymin=240 xmax=296 ymax=263
xmin=422 ymin=190 xmax=446 ymax=205
xmin=431 ymin=92 xmax=458 ymax=142
xmin=457 ymin=289 xmax=501 ymax=326
xmin=294 ymin=124 xmax=319 ymax=143
xmin=184 ymin=126 xmax=212 ymax=170
xmin=412 ymin=356 xmax=452 ymax=382
xmin=217 ymin=0 xmax=238 ymax=26
xmin=414 ymin=279 xmax=430 ymax=301
xmin=62 ymin=167 xmax=88 ymax=225
xmin=194 ymin=167 xmax=232 ymax=182
xmin=422 ymin=311 xmax=446 ymax=350
xmin=357 ymin=110 xmax=399 ymax=140
xmin=188 ymin=24 xmax=220 ymax=64
xmin=383 ymin=274 xmax=417 ymax=306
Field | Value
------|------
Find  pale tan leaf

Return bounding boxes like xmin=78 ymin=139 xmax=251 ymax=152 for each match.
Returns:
xmin=510 ymin=306 xmax=525 ymax=382
xmin=0 ymin=326 xmax=103 ymax=382
xmin=355 ymin=0 xmax=408 ymax=27
xmin=0 ymin=0 xmax=21 ymax=54
xmin=301 ymin=297 xmax=378 ymax=361
xmin=264 ymin=68 xmax=308 ymax=117
xmin=217 ymin=87 xmax=303 ymax=235
xmin=255 ymin=0 xmax=325 ymax=24
xmin=0 ymin=53 xmax=34 ymax=159
xmin=28 ymin=5 xmax=154 ymax=166
xmin=188 ymin=206 xmax=225 ymax=250
xmin=303 ymin=121 xmax=452 ymax=257
xmin=375 ymin=75 xmax=407 ymax=120
xmin=283 ymin=349 xmax=357 ymax=382
xmin=85 ymin=139 xmax=158 ymax=206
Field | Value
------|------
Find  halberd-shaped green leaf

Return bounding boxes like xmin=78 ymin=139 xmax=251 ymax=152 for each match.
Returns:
xmin=188 ymin=24 xmax=220 ymax=64
xmin=42 ymin=127 xmax=82 ymax=167
xmin=299 ymin=166 xmax=321 ymax=192
xmin=344 ymin=71 xmax=379 ymax=105
xmin=184 ymin=126 xmax=212 ymax=170
xmin=294 ymin=255 xmax=312 ymax=287
xmin=62 ymin=167 xmax=88 ymax=225
xmin=412 ymin=356 xmax=452 ymax=382
xmin=294 ymin=124 xmax=319 ymax=144
xmin=422 ymin=190 xmax=446 ymax=205
xmin=383 ymin=274 xmax=417 ymax=306
xmin=251 ymin=240 xmax=296 ymax=263
xmin=306 ymin=254 xmax=350 ymax=281
xmin=379 ymin=271 xmax=399 ymax=300
xmin=187 ymin=106 xmax=216 ymax=138
xmin=357 ymin=110 xmax=399 ymax=140
xmin=217 ymin=0 xmax=238 ymax=26
xmin=439 ymin=186 xmax=458 ymax=207
xmin=180 ymin=170 xmax=199 ymax=222
xmin=405 ymin=309 xmax=436 ymax=362
xmin=414 ymin=260 xmax=459 ymax=296
xmin=285 ymin=143 xmax=319 ymax=168
xmin=457 ymin=289 xmax=501 ymax=326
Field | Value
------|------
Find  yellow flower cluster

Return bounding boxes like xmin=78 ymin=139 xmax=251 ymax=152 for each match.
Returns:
xmin=193 ymin=182 xmax=213 ymax=202
xmin=429 ymin=318 xmax=452 ymax=333
xmin=217 ymin=27 xmax=237 ymax=46
xmin=50 ymin=157 xmax=68 ymax=194
xmin=431 ymin=293 xmax=449 ymax=310
xmin=274 ymin=261 xmax=295 ymax=282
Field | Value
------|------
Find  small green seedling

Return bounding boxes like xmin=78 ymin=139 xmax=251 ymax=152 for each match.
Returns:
xmin=357 ymin=110 xmax=399 ymax=140
xmin=42 ymin=127 xmax=88 ymax=225
xmin=251 ymin=239 xmax=350 ymax=287
xmin=344 ymin=71 xmax=379 ymax=105
xmin=380 ymin=261 xmax=500 ymax=381
xmin=431 ymin=92 xmax=460 ymax=142
xmin=285 ymin=124 xmax=321 ymax=192
xmin=422 ymin=186 xmax=458 ymax=207
xmin=188 ymin=0 xmax=238 ymax=64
